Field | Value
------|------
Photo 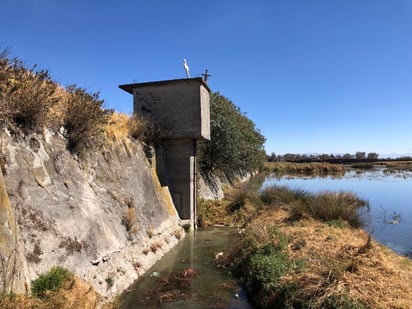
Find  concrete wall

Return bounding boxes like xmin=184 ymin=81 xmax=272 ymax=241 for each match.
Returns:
xmin=120 ymin=78 xmax=210 ymax=140
xmin=1 ymin=132 xmax=185 ymax=299
xmin=156 ymin=139 xmax=196 ymax=220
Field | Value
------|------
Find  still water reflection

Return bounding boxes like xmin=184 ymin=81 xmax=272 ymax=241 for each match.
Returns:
xmin=263 ymin=169 xmax=412 ymax=257
xmin=120 ymin=228 xmax=251 ymax=308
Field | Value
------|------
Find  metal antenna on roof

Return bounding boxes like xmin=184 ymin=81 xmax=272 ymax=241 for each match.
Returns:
xmin=201 ymin=69 xmax=211 ymax=82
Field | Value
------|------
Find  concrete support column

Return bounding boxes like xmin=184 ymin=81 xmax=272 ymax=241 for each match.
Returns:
xmin=156 ymin=139 xmax=196 ymax=221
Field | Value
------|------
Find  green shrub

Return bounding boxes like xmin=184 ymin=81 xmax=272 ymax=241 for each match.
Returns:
xmin=237 ymin=230 xmax=305 ymax=308
xmin=31 ymin=266 xmax=72 ymax=299
xmin=324 ymin=295 xmax=367 ymax=308
xmin=198 ymin=92 xmax=266 ymax=178
xmin=248 ymin=251 xmax=290 ymax=292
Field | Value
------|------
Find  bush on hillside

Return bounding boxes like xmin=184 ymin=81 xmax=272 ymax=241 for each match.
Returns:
xmin=0 ymin=49 xmax=112 ymax=151
xmin=127 ymin=112 xmax=168 ymax=144
xmin=63 ymin=85 xmax=111 ymax=150
xmin=198 ymin=92 xmax=266 ymax=178
xmin=0 ymin=50 xmax=60 ymax=133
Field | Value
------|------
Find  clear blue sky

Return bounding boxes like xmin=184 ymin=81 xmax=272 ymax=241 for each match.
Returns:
xmin=1 ymin=0 xmax=411 ymax=156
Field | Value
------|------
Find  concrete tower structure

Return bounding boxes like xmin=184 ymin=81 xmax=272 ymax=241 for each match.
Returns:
xmin=119 ymin=78 xmax=210 ymax=226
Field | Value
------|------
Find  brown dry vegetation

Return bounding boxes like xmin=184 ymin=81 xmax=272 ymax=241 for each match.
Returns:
xmin=377 ymin=160 xmax=412 ymax=172
xmin=0 ymin=50 xmax=151 ymax=151
xmin=201 ymin=180 xmax=412 ymax=308
xmin=237 ymin=208 xmax=412 ymax=308
xmin=264 ymin=161 xmax=346 ymax=176
xmin=0 ymin=276 xmax=101 ymax=309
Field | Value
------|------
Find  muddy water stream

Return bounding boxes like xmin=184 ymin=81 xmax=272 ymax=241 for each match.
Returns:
xmin=120 ymin=228 xmax=251 ymax=308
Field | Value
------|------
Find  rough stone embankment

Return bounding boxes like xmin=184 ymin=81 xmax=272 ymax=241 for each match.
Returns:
xmin=0 ymin=131 xmax=185 ymax=301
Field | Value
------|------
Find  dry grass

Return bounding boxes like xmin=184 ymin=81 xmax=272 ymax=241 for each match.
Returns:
xmin=238 ymin=208 xmax=412 ymax=308
xmin=103 ymin=113 xmax=130 ymax=145
xmin=197 ymin=198 xmax=257 ymax=228
xmin=0 ymin=276 xmax=100 ymax=309
xmin=63 ymin=85 xmax=110 ymax=150
xmin=0 ymin=51 xmax=129 ymax=151
xmin=146 ymin=227 xmax=155 ymax=238
xmin=172 ymin=228 xmax=184 ymax=240
xmin=376 ymin=160 xmax=412 ymax=172
xmin=259 ymin=186 xmax=367 ymax=228
xmin=0 ymin=50 xmax=169 ymax=153
xmin=264 ymin=161 xmax=346 ymax=176
xmin=122 ymin=207 xmax=138 ymax=234
xmin=150 ymin=242 xmax=162 ymax=253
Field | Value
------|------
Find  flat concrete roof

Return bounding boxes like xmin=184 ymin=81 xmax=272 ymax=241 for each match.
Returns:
xmin=119 ymin=77 xmax=211 ymax=94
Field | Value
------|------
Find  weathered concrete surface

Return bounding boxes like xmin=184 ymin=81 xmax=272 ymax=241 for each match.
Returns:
xmin=0 ymin=131 xmax=185 ymax=301
xmin=198 ymin=172 xmax=252 ymax=201
xmin=156 ymin=139 xmax=196 ymax=220
xmin=198 ymin=173 xmax=225 ymax=200
xmin=119 ymin=78 xmax=210 ymax=140
xmin=0 ymin=168 xmax=27 ymax=293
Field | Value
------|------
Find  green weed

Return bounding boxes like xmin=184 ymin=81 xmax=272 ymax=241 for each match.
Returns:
xmin=31 ymin=266 xmax=72 ymax=299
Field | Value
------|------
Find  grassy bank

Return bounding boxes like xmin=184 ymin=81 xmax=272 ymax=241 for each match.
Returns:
xmin=201 ymin=181 xmax=412 ymax=308
xmin=0 ymin=268 xmax=101 ymax=309
xmin=376 ymin=160 xmax=412 ymax=172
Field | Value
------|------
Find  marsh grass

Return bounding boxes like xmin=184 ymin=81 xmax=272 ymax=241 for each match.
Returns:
xmin=260 ymin=186 xmax=368 ymax=228
xmin=260 ymin=185 xmax=311 ymax=207
xmin=351 ymin=163 xmax=374 ymax=169
xmin=225 ymin=206 xmax=412 ymax=308
xmin=308 ymin=191 xmax=367 ymax=228
xmin=377 ymin=160 xmax=412 ymax=172
xmin=264 ymin=162 xmax=346 ymax=176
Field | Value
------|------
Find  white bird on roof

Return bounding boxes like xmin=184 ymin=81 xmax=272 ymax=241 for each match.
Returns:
xmin=183 ymin=58 xmax=190 ymax=78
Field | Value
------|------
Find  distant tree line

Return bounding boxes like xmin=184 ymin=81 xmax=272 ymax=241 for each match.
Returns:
xmin=267 ymin=152 xmax=412 ymax=163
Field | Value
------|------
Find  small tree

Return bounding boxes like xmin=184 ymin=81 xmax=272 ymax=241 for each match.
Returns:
xmin=198 ymin=92 xmax=266 ymax=178
xmin=355 ymin=152 xmax=366 ymax=160
xmin=267 ymin=152 xmax=277 ymax=162
xmin=367 ymin=152 xmax=379 ymax=160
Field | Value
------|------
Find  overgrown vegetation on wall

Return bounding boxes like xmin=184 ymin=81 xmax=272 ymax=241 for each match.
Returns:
xmin=0 ymin=49 xmax=112 ymax=150
xmin=198 ymin=92 xmax=266 ymax=178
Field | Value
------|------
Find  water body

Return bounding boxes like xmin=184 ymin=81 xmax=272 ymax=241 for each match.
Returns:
xmin=263 ymin=169 xmax=412 ymax=257
xmin=120 ymin=228 xmax=251 ymax=308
